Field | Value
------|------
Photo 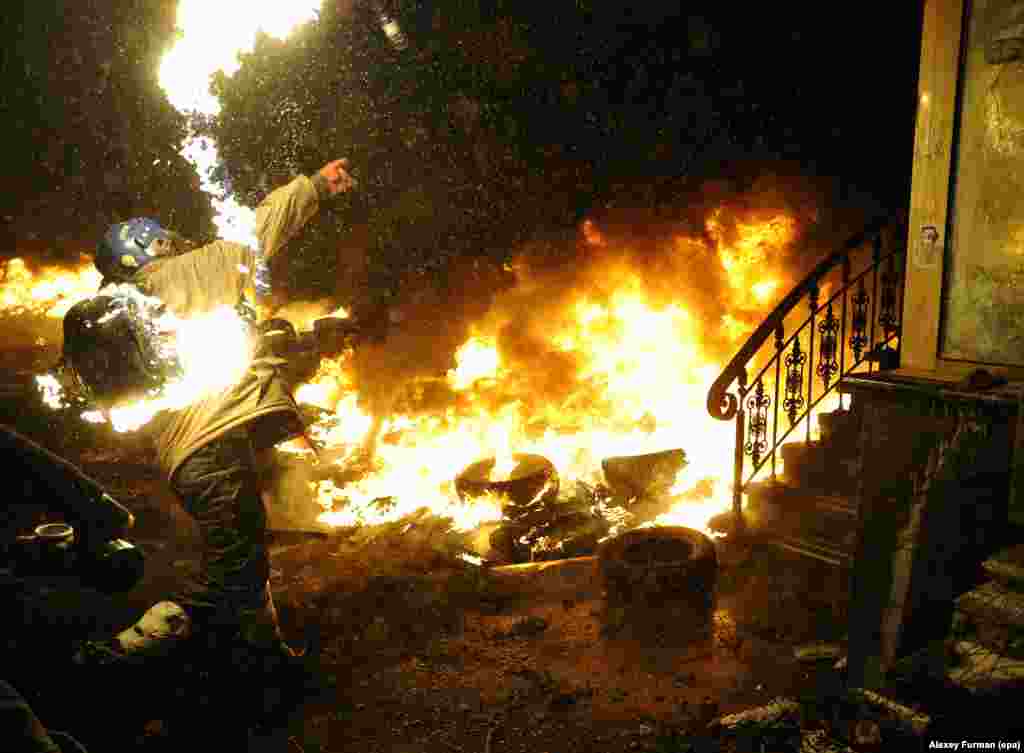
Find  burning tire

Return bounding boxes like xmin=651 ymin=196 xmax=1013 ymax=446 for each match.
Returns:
xmin=598 ymin=526 xmax=718 ymax=622
xmin=455 ymin=454 xmax=559 ymax=518
xmin=456 ymin=454 xmax=560 ymax=564
xmin=601 ymin=449 xmax=686 ymax=501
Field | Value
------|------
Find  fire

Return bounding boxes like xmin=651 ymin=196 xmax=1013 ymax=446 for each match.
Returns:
xmin=158 ymin=0 xmax=324 ymax=116
xmin=2 ymin=0 xmax=821 ymax=547
xmin=291 ymin=247 xmax=775 ymax=538
xmin=447 ymin=337 xmax=501 ymax=390
xmin=35 ymin=0 xmax=328 ymax=431
xmin=0 ymin=257 xmax=101 ymax=319
xmin=707 ymin=208 xmax=793 ymax=311
xmin=157 ymin=0 xmax=326 ymax=247
xmin=279 ymin=199 xmax=857 ymax=551
xmin=35 ymin=283 xmax=254 ymax=433
xmin=106 ymin=302 xmax=254 ymax=432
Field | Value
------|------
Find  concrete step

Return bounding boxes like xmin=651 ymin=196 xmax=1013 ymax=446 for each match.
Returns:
xmin=956 ymin=580 xmax=1024 ymax=628
xmin=952 ymin=580 xmax=1024 ymax=657
xmin=778 ymin=441 xmax=858 ymax=495
xmin=744 ymin=482 xmax=857 ymax=568
xmin=747 ymin=480 xmax=857 ymax=532
xmin=982 ymin=544 xmax=1024 ymax=592
xmin=762 ymin=531 xmax=853 ymax=568
xmin=947 ymin=640 xmax=1024 ymax=695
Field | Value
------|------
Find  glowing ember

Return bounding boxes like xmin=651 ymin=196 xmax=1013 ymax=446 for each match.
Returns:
xmin=0 ymin=257 xmax=101 ymax=319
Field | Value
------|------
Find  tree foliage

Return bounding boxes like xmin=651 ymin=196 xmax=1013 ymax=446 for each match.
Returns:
xmin=2 ymin=0 xmax=923 ymax=282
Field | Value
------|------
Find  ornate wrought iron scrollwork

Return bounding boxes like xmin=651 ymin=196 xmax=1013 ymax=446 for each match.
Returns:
xmin=783 ymin=338 xmax=806 ymax=424
xmin=816 ymin=302 xmax=840 ymax=389
xmin=850 ymin=280 xmax=869 ymax=362
xmin=878 ymin=255 xmax=900 ymax=342
xmin=744 ymin=379 xmax=769 ymax=466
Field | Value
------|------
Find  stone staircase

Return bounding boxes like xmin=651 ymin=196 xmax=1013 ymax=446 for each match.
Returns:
xmin=743 ymin=400 xmax=862 ymax=568
xmin=946 ymin=544 xmax=1024 ymax=694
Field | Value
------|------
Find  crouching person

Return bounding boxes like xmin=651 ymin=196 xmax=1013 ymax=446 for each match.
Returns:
xmin=74 ymin=159 xmax=356 ymax=670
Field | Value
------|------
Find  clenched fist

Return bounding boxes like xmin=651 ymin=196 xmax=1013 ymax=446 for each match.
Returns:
xmin=318 ymin=158 xmax=357 ymax=196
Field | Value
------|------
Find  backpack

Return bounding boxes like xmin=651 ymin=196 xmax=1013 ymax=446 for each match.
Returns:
xmin=60 ymin=284 xmax=184 ymax=409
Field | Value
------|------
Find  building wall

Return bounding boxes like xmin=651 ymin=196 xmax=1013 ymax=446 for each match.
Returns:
xmin=943 ymin=0 xmax=1024 ymax=364
xmin=902 ymin=0 xmax=1024 ymax=376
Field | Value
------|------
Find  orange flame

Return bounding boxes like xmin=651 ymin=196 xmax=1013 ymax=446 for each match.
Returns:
xmin=1 ymin=204 xmax=829 ymax=550
xmin=0 ymin=257 xmax=101 ymax=319
xmin=286 ymin=209 xmax=806 ymax=540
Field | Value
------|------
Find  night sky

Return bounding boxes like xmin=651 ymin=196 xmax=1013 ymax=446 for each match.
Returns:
xmin=0 ymin=1 xmax=925 ymax=304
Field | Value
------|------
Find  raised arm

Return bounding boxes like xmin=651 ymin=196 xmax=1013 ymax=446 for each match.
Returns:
xmin=255 ymin=159 xmax=356 ymax=259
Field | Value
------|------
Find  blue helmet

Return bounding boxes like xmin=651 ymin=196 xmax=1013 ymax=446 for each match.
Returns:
xmin=95 ymin=217 xmax=170 ymax=281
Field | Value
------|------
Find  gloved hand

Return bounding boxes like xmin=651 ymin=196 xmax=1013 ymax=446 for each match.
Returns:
xmin=318 ymin=158 xmax=357 ymax=196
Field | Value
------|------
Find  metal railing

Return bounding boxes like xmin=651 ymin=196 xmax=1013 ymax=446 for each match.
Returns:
xmin=706 ymin=216 xmax=907 ymax=534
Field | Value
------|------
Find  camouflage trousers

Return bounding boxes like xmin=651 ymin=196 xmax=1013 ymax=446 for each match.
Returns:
xmin=171 ymin=428 xmax=271 ymax=633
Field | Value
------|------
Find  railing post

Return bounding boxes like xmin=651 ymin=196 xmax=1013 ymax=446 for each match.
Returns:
xmin=708 ymin=216 xmax=897 ymax=532
xmin=733 ymin=368 xmax=748 ymax=537
xmin=840 ymin=253 xmax=850 ymax=408
xmin=807 ymin=283 xmax=819 ymax=444
xmin=771 ymin=323 xmax=784 ymax=481
xmin=869 ymin=233 xmax=881 ymax=372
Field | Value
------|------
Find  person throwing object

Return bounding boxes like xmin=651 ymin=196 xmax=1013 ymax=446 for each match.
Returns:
xmin=74 ymin=159 xmax=356 ymax=667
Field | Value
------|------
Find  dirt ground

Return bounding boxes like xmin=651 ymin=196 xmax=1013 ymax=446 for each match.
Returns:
xmin=1 ymin=392 xmax=1018 ymax=752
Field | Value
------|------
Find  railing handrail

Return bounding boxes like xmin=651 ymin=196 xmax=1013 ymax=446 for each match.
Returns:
xmin=707 ymin=214 xmax=897 ymax=422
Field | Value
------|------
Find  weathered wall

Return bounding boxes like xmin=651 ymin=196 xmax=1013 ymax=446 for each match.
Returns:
xmin=943 ymin=0 xmax=1024 ymax=364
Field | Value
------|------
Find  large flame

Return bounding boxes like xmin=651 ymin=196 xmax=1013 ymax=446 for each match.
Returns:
xmin=158 ymin=0 xmax=324 ymax=247
xmin=158 ymin=0 xmax=324 ymax=116
xmin=286 ymin=212 xmax=806 ymax=539
xmin=2 ymin=203 xmax=828 ymax=544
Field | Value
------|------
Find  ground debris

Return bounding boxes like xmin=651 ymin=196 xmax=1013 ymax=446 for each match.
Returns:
xmin=801 ymin=729 xmax=855 ymax=753
xmin=501 ymin=615 xmax=549 ymax=639
xmin=846 ymin=687 xmax=930 ymax=737
xmin=947 ymin=640 xmax=1024 ymax=694
xmin=793 ymin=642 xmax=843 ymax=663
xmin=710 ymin=697 xmax=800 ymax=730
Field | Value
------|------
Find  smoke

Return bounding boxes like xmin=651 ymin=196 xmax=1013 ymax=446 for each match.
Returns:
xmin=272 ymin=298 xmax=337 ymax=330
xmin=347 ymin=261 xmax=513 ymax=417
